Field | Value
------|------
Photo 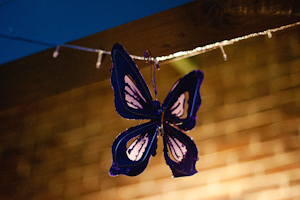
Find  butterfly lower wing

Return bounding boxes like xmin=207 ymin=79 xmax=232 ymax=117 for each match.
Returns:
xmin=162 ymin=123 xmax=198 ymax=178
xmin=111 ymin=43 xmax=157 ymax=120
xmin=109 ymin=121 xmax=159 ymax=177
xmin=162 ymin=70 xmax=204 ymax=131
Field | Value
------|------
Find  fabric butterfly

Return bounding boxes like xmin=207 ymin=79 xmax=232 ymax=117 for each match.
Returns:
xmin=109 ymin=43 xmax=204 ymax=178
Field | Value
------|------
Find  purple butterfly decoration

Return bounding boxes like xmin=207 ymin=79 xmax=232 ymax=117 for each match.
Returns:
xmin=109 ymin=43 xmax=204 ymax=178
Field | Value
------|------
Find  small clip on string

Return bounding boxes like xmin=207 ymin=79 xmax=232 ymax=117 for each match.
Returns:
xmin=53 ymin=46 xmax=60 ymax=58
xmin=267 ymin=30 xmax=272 ymax=38
xmin=96 ymin=50 xmax=103 ymax=69
xmin=219 ymin=44 xmax=227 ymax=61
xmin=153 ymin=58 xmax=160 ymax=70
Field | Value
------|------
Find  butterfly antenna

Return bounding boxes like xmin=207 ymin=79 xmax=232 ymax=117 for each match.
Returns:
xmin=144 ymin=50 xmax=158 ymax=100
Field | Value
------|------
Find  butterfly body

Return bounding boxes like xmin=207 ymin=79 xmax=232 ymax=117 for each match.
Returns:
xmin=109 ymin=43 xmax=203 ymax=178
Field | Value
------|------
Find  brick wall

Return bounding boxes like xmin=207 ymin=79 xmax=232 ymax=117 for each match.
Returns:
xmin=1 ymin=26 xmax=300 ymax=200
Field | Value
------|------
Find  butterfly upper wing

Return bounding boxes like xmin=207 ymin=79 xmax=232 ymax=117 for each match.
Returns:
xmin=162 ymin=70 xmax=204 ymax=131
xmin=162 ymin=123 xmax=198 ymax=177
xmin=111 ymin=44 xmax=202 ymax=177
xmin=111 ymin=43 xmax=157 ymax=120
xmin=109 ymin=121 xmax=159 ymax=177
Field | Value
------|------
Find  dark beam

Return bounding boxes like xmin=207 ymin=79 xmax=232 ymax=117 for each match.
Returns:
xmin=1 ymin=0 xmax=300 ymax=111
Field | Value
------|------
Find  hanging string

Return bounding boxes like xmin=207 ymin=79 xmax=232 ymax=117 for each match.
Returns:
xmin=0 ymin=21 xmax=299 ymax=68
xmin=151 ymin=61 xmax=158 ymax=100
xmin=144 ymin=50 xmax=158 ymax=100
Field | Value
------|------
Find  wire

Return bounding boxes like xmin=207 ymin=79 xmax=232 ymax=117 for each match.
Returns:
xmin=0 ymin=21 xmax=299 ymax=68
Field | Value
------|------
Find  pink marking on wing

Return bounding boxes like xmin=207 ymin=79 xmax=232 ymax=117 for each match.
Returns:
xmin=125 ymin=94 xmax=143 ymax=109
xmin=168 ymin=135 xmax=187 ymax=162
xmin=170 ymin=80 xmax=179 ymax=92
xmin=170 ymin=93 xmax=185 ymax=117
xmin=126 ymin=133 xmax=149 ymax=161
xmin=125 ymin=85 xmax=135 ymax=96
xmin=124 ymin=75 xmax=146 ymax=102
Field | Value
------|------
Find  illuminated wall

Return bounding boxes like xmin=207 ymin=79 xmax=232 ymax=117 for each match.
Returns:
xmin=0 ymin=27 xmax=300 ymax=200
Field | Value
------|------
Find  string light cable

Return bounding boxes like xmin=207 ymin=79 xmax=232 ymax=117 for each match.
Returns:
xmin=0 ymin=21 xmax=299 ymax=68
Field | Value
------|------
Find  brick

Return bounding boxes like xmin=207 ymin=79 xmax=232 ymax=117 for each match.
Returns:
xmin=1 ymin=26 xmax=300 ymax=200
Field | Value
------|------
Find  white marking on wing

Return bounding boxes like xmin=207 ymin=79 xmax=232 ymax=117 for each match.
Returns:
xmin=126 ymin=133 xmax=149 ymax=161
xmin=170 ymin=93 xmax=185 ymax=117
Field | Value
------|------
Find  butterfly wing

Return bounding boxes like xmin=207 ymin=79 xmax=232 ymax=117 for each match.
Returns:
xmin=162 ymin=123 xmax=198 ymax=177
xmin=111 ymin=43 xmax=157 ymax=120
xmin=109 ymin=121 xmax=159 ymax=177
xmin=162 ymin=70 xmax=204 ymax=131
